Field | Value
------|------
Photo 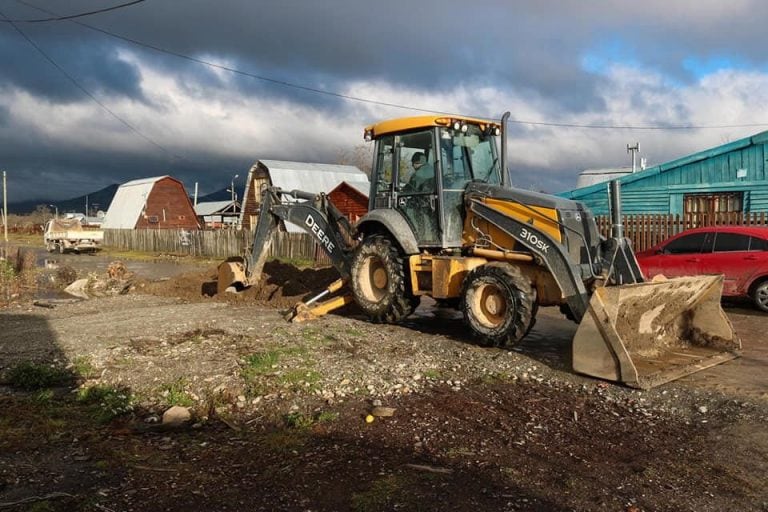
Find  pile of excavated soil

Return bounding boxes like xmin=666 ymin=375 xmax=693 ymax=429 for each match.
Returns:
xmin=136 ymin=260 xmax=342 ymax=309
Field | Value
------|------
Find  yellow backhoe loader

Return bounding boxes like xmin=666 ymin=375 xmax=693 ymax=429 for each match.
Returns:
xmin=220 ymin=112 xmax=739 ymax=389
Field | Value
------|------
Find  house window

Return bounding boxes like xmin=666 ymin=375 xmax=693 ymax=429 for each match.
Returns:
xmin=684 ymin=192 xmax=743 ymax=226
xmin=684 ymin=192 xmax=743 ymax=215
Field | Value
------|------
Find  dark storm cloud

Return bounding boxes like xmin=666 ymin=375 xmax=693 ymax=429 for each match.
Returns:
xmin=3 ymin=0 xmax=768 ymax=202
xmin=0 ymin=22 xmax=144 ymax=102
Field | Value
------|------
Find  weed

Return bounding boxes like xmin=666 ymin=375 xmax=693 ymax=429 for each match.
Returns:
xmin=284 ymin=411 xmax=315 ymax=429
xmin=33 ymin=389 xmax=55 ymax=405
xmin=316 ymin=411 xmax=339 ymax=423
xmin=423 ymin=369 xmax=442 ymax=380
xmin=351 ymin=475 xmax=408 ymax=512
xmin=71 ymin=355 xmax=97 ymax=379
xmin=160 ymin=378 xmax=195 ymax=407
xmin=8 ymin=361 xmax=73 ymax=390
xmin=77 ymin=385 xmax=134 ymax=422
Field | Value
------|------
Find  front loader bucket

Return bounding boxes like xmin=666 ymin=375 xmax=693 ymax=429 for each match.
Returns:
xmin=572 ymin=275 xmax=740 ymax=389
xmin=217 ymin=258 xmax=249 ymax=295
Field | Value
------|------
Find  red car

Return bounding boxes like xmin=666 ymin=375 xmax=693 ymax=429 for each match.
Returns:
xmin=635 ymin=226 xmax=768 ymax=312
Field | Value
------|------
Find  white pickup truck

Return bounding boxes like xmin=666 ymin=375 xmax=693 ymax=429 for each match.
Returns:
xmin=44 ymin=218 xmax=104 ymax=253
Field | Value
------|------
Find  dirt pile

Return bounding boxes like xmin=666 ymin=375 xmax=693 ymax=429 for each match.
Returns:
xmin=137 ymin=260 xmax=341 ymax=309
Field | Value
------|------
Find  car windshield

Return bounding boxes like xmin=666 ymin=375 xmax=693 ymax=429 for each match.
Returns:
xmin=439 ymin=125 xmax=501 ymax=188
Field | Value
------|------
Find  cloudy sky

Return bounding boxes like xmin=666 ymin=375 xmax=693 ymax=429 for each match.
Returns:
xmin=2 ymin=0 xmax=768 ymax=203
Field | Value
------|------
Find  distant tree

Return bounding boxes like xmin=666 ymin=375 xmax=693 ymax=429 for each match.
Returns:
xmin=336 ymin=144 xmax=374 ymax=178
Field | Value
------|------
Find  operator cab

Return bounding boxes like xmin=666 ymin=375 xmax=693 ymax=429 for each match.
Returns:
xmin=363 ymin=115 xmax=503 ymax=249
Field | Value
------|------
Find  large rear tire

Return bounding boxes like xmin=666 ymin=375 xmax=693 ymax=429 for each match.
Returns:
xmin=350 ymin=235 xmax=419 ymax=323
xmin=461 ymin=262 xmax=534 ymax=347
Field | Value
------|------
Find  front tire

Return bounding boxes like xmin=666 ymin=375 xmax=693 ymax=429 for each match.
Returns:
xmin=752 ymin=279 xmax=768 ymax=313
xmin=461 ymin=262 xmax=534 ymax=347
xmin=350 ymin=235 xmax=419 ymax=323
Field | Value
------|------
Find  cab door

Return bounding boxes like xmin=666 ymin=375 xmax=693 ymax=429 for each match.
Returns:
xmin=393 ymin=129 xmax=441 ymax=246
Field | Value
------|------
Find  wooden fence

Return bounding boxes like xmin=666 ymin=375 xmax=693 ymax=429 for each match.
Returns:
xmin=104 ymin=228 xmax=332 ymax=265
xmin=595 ymin=212 xmax=768 ymax=252
xmin=105 ymin=211 xmax=768 ymax=263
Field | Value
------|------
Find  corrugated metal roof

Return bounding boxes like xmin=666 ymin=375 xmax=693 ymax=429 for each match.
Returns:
xmin=194 ymin=200 xmax=235 ymax=216
xmin=258 ymin=160 xmax=369 ymax=232
xmin=102 ymin=176 xmax=166 ymax=229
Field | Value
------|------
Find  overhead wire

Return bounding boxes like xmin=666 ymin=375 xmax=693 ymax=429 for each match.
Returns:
xmin=11 ymin=0 xmax=768 ymax=131
xmin=0 ymin=6 xmax=189 ymax=163
xmin=0 ymin=0 xmax=144 ymax=23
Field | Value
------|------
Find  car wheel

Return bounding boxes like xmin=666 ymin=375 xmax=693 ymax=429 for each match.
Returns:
xmin=752 ymin=279 xmax=768 ymax=313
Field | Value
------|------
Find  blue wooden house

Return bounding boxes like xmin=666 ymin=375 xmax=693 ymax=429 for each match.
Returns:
xmin=558 ymin=131 xmax=768 ymax=216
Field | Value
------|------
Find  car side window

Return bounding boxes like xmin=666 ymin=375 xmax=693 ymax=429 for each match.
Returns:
xmin=713 ymin=233 xmax=751 ymax=252
xmin=750 ymin=236 xmax=768 ymax=251
xmin=663 ymin=233 xmax=707 ymax=254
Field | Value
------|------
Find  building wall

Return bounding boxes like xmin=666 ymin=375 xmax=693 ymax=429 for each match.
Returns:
xmin=135 ymin=178 xmax=200 ymax=229
xmin=561 ymin=132 xmax=768 ymax=215
xmin=328 ymin=184 xmax=368 ymax=221
xmin=240 ymin=164 xmax=270 ymax=231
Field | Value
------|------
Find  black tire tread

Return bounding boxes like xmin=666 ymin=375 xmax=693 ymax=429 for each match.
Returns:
xmin=461 ymin=262 xmax=535 ymax=348
xmin=351 ymin=235 xmax=418 ymax=324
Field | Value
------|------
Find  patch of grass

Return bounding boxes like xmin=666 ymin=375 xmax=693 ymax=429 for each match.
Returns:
xmin=351 ymin=475 xmax=408 ymax=512
xmin=244 ymin=351 xmax=281 ymax=374
xmin=160 ymin=378 xmax=195 ymax=407
xmin=8 ymin=361 xmax=73 ymax=390
xmin=77 ymin=385 xmax=134 ymax=422
xmin=423 ymin=369 xmax=442 ymax=380
xmin=71 ymin=355 xmax=98 ymax=379
xmin=280 ymin=369 xmax=321 ymax=390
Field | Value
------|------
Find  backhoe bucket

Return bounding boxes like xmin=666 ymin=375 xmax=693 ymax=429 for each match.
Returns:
xmin=217 ymin=258 xmax=249 ymax=295
xmin=572 ymin=275 xmax=740 ymax=389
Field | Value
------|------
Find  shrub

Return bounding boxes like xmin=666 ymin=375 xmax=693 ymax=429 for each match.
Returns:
xmin=8 ymin=362 xmax=73 ymax=390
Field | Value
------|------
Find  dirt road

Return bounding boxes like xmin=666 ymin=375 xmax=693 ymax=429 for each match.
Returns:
xmin=1 ymin=258 xmax=767 ymax=511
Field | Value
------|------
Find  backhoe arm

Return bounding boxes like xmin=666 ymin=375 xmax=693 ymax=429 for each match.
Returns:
xmin=245 ymin=187 xmax=354 ymax=284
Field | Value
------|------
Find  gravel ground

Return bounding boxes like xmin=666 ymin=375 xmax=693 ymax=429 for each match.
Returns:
xmin=1 ymin=258 xmax=767 ymax=511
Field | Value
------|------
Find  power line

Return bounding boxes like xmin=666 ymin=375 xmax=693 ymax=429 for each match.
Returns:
xmin=0 ymin=0 xmax=144 ymax=23
xmin=0 ymin=7 xmax=187 ymax=163
xmin=13 ymin=0 xmax=768 ymax=131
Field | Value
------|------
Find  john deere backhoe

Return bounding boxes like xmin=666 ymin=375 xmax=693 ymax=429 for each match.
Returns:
xmin=220 ymin=112 xmax=740 ymax=389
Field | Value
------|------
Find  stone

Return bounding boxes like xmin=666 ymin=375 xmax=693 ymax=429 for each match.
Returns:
xmin=162 ymin=406 xmax=191 ymax=425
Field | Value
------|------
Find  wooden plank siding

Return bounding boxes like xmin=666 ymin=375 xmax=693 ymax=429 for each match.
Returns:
xmin=134 ymin=177 xmax=200 ymax=230
xmin=560 ymin=130 xmax=768 ymax=216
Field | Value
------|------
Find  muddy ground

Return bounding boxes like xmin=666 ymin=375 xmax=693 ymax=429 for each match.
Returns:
xmin=1 ymin=253 xmax=767 ymax=511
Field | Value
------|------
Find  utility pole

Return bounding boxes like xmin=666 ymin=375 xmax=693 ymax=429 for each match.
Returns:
xmin=627 ymin=143 xmax=640 ymax=173
xmin=194 ymin=182 xmax=199 ymax=207
xmin=2 ymin=171 xmax=7 ymax=244
xmin=230 ymin=174 xmax=239 ymax=204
